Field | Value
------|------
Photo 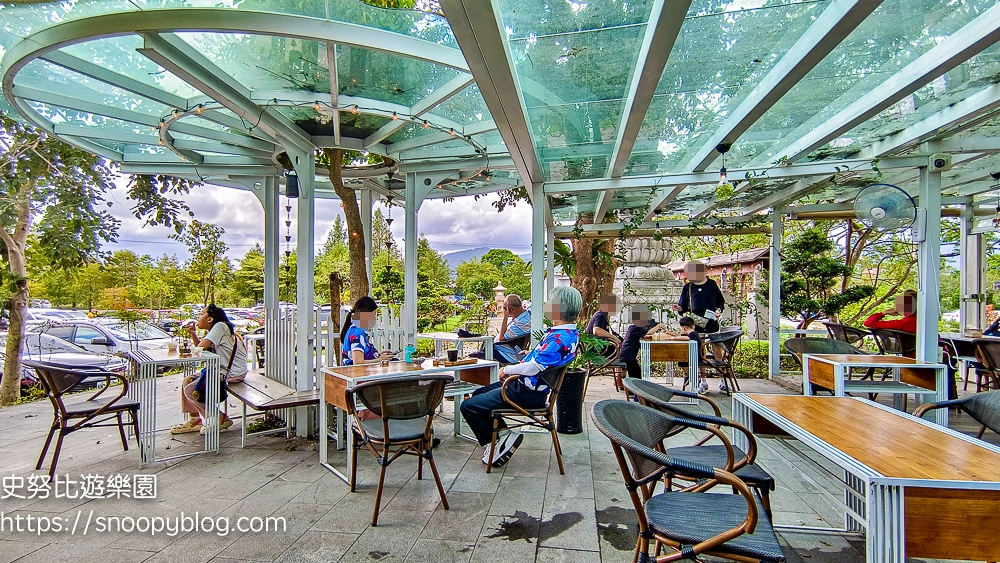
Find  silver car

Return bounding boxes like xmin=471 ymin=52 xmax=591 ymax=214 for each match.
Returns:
xmin=29 ymin=319 xmax=173 ymax=354
xmin=0 ymin=332 xmax=129 ymax=390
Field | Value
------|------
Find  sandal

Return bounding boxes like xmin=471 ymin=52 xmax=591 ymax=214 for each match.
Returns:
xmin=200 ymin=416 xmax=234 ymax=434
xmin=170 ymin=419 xmax=202 ymax=434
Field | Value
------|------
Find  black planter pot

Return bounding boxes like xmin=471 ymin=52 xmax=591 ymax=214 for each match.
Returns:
xmin=556 ymin=369 xmax=587 ymax=434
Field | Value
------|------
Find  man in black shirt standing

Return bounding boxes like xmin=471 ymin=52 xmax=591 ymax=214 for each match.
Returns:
xmin=586 ymin=294 xmax=621 ymax=357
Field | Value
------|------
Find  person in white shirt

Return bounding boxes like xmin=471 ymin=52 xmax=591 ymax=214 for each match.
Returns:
xmin=171 ymin=305 xmax=248 ymax=435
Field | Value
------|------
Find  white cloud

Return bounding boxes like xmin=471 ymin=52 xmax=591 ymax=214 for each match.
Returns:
xmin=103 ymin=181 xmax=532 ymax=261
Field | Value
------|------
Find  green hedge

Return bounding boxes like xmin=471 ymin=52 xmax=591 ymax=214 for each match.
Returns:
xmin=732 ymin=339 xmax=769 ymax=379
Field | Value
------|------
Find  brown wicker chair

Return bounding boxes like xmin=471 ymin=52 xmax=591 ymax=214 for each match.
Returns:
xmin=584 ymin=338 xmax=624 ymax=395
xmin=347 ymin=373 xmax=453 ymax=526
xmin=487 ymin=365 xmax=569 ymax=475
xmin=623 ymin=378 xmax=775 ymax=518
xmin=823 ymin=321 xmax=871 ymax=349
xmin=869 ymin=328 xmax=917 ymax=357
xmin=24 ymin=359 xmax=139 ymax=478
xmin=914 ymin=389 xmax=1000 ymax=438
xmin=972 ymin=339 xmax=1000 ymax=392
xmin=704 ymin=330 xmax=742 ymax=395
xmin=592 ymin=400 xmax=785 ymax=563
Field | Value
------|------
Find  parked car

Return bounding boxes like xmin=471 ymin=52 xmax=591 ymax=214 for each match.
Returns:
xmin=29 ymin=319 xmax=173 ymax=354
xmin=0 ymin=332 xmax=129 ymax=390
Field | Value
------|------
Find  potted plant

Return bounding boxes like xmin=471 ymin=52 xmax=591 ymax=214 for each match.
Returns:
xmin=555 ymin=331 xmax=613 ymax=435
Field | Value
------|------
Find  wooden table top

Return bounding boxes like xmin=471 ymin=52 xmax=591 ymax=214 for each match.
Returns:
xmin=805 ymin=354 xmax=934 ymax=366
xmin=323 ymin=359 xmax=495 ymax=380
xmin=747 ymin=394 xmax=1000 ymax=482
xmin=417 ymin=332 xmax=492 ymax=341
xmin=940 ymin=332 xmax=1000 ymax=342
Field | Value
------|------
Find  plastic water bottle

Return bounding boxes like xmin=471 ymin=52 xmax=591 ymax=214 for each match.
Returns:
xmin=404 ymin=344 xmax=416 ymax=363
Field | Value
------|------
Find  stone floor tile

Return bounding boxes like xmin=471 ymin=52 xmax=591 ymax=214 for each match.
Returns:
xmin=271 ymin=530 xmax=358 ymax=563
xmin=535 ymin=546 xmax=602 ymax=563
xmin=416 ymin=492 xmax=492 ymax=543
xmin=487 ymin=476 xmax=547 ymax=517
xmin=403 ymin=539 xmax=474 ymax=563
xmin=538 ymin=496 xmax=599 ymax=552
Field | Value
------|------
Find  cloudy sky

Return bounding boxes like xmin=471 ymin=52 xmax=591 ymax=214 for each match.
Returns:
xmin=102 ymin=180 xmax=533 ymax=262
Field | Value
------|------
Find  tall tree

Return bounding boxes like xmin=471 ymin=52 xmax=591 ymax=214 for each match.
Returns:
xmin=327 ymin=215 xmax=347 ymax=251
xmin=0 ymin=114 xmax=192 ymax=404
xmin=232 ymin=244 xmax=266 ymax=305
xmin=417 ymin=236 xmax=451 ymax=287
xmin=170 ymin=220 xmax=230 ymax=306
xmin=323 ymin=148 xmax=370 ymax=301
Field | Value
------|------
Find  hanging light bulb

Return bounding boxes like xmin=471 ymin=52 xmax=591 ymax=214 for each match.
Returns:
xmin=423 ymin=120 xmax=430 ymax=129
xmin=351 ymin=105 xmax=359 ymax=115
xmin=391 ymin=111 xmax=399 ymax=120
xmin=992 ymin=172 xmax=1000 ymax=229
xmin=314 ymin=101 xmax=322 ymax=112
xmin=716 ymin=143 xmax=731 ymax=186
xmin=195 ymin=105 xmax=203 ymax=114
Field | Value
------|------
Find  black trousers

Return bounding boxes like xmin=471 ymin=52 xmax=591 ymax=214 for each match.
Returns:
xmin=460 ymin=379 xmax=548 ymax=446
xmin=624 ymin=360 xmax=641 ymax=379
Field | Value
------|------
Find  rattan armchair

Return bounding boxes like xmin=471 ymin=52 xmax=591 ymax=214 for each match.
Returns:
xmin=25 ymin=359 xmax=139 ymax=478
xmin=592 ymin=400 xmax=785 ymax=563
xmin=869 ymin=328 xmax=917 ymax=357
xmin=972 ymin=338 xmax=1000 ymax=392
xmin=823 ymin=321 xmax=871 ymax=349
xmin=487 ymin=365 xmax=569 ymax=475
xmin=493 ymin=333 xmax=531 ymax=365
xmin=348 ymin=373 xmax=453 ymax=526
xmin=704 ymin=330 xmax=743 ymax=395
xmin=623 ymin=378 xmax=775 ymax=518
xmin=783 ymin=337 xmax=876 ymax=394
xmin=585 ymin=337 xmax=624 ymax=394
xmin=914 ymin=389 xmax=1000 ymax=439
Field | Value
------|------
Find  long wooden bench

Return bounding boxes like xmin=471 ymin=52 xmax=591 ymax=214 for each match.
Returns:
xmin=226 ymin=372 xmax=321 ymax=447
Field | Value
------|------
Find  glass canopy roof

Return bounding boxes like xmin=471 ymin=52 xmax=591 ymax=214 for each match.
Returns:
xmin=2 ymin=0 xmax=1000 ymax=225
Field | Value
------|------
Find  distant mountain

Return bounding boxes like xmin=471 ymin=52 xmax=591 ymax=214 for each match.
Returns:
xmin=441 ymin=247 xmax=532 ymax=271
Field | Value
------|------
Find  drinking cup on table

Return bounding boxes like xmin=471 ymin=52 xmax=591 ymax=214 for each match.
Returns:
xmin=447 ymin=349 xmax=459 ymax=362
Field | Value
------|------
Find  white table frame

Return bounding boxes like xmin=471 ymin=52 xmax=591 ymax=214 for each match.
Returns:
xmin=732 ymin=394 xmax=1000 ymax=563
xmin=318 ymin=359 xmax=499 ymax=484
xmin=126 ymin=349 xmax=221 ymax=467
xmin=801 ymin=354 xmax=948 ymax=425
xmin=640 ymin=339 xmax=699 ymax=403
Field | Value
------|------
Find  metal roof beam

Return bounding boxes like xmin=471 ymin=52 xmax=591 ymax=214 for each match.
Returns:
xmin=922 ymin=137 xmax=1000 ymax=154
xmin=687 ymin=0 xmax=883 ymax=172
xmin=137 ymin=32 xmax=314 ymax=153
xmin=607 ymin=0 xmax=691 ymax=180
xmin=644 ymin=185 xmax=688 ymax=220
xmin=387 ymin=119 xmax=497 ymax=154
xmin=544 ymin=155 xmax=929 ymax=194
xmin=440 ymin=0 xmax=545 ymax=192
xmin=773 ymin=2 xmax=1000 ymax=164
xmin=365 ymin=74 xmax=474 ymax=147
xmin=52 ymin=124 xmax=157 ymax=145
xmin=171 ymin=139 xmax=275 ymax=158
xmin=742 ymin=176 xmax=831 ymax=214
xmin=41 ymin=50 xmax=188 ymax=110
xmin=860 ymin=84 xmax=1000 ymax=157
xmin=119 ymin=163 xmax=281 ymax=177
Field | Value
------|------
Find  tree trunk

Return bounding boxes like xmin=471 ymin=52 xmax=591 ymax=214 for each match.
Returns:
xmin=325 ymin=148 xmax=370 ymax=302
xmin=330 ymin=271 xmax=342 ymax=361
xmin=570 ymin=238 xmax=617 ymax=324
xmin=0 ymin=210 xmax=30 ymax=405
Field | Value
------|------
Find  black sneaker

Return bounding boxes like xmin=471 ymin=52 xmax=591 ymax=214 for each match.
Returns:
xmin=492 ymin=432 xmax=524 ymax=468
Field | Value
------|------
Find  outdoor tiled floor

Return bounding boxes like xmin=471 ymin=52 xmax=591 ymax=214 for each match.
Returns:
xmin=0 ymin=373 xmax=994 ymax=563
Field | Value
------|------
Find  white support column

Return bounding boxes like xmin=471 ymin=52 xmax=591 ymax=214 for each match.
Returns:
xmin=530 ymin=183 xmax=546 ymax=342
xmin=768 ymin=213 xmax=783 ymax=378
xmin=546 ymin=226 xmax=555 ymax=296
xmin=361 ymin=188 xmax=373 ymax=289
xmin=959 ymin=203 xmax=987 ymax=329
xmin=916 ymin=167 xmax=942 ymax=363
xmin=289 ymin=147 xmax=315 ymax=437
xmin=258 ymin=177 xmax=280 ymax=310
xmin=404 ymin=173 xmax=419 ymax=346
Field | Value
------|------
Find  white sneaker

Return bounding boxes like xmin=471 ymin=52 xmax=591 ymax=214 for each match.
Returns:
xmin=493 ymin=432 xmax=524 ymax=468
xmin=719 ymin=383 xmax=729 ymax=393
xmin=698 ymin=380 xmax=709 ymax=394
xmin=482 ymin=433 xmax=511 ymax=464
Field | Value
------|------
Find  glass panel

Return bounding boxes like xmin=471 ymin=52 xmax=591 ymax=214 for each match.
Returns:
xmin=175 ymin=33 xmax=330 ymax=93
xmin=734 ymin=0 xmax=1000 ymax=169
xmin=427 ymin=83 xmax=491 ymax=126
xmin=61 ymin=37 xmax=202 ymax=99
xmin=623 ymin=0 xmax=831 ymax=176
xmin=497 ymin=0 xmax=654 ymax=40
xmin=27 ymin=101 xmax=160 ymax=135
xmin=16 ymin=59 xmax=171 ymax=118
xmin=662 ymin=184 xmax=717 ymax=216
xmin=531 ymin=100 xmax=624 ymax=181
xmin=549 ymin=191 xmax=599 ymax=223
xmin=338 ymin=111 xmax=392 ymax=138
xmin=337 ymin=45 xmax=462 ymax=108
xmin=809 ymin=42 xmax=1000 ymax=162
xmin=608 ymin=188 xmax=658 ymax=214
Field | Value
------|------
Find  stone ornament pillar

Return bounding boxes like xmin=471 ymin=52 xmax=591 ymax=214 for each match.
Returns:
xmin=613 ymin=238 xmax=684 ymax=331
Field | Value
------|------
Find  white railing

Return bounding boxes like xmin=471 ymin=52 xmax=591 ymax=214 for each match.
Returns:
xmin=372 ymin=306 xmax=407 ymax=354
xmin=264 ymin=307 xmax=296 ymax=388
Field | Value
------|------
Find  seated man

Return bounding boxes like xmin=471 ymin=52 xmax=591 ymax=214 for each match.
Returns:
xmin=587 ymin=293 xmax=622 ymax=358
xmin=470 ymin=294 xmax=532 ymax=363
xmin=460 ymin=286 xmax=582 ymax=468
xmin=864 ymin=289 xmax=917 ymax=333
xmin=618 ymin=305 xmax=668 ymax=380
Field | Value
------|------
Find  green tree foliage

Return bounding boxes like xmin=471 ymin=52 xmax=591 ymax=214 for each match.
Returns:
xmin=232 ymin=244 xmax=266 ymax=305
xmin=779 ymin=228 xmax=875 ymax=329
xmin=481 ymin=248 xmax=530 ymax=299
xmin=417 ymin=236 xmax=451 ymax=287
xmin=455 ymin=258 xmax=503 ymax=300
xmin=170 ymin=220 xmax=230 ymax=306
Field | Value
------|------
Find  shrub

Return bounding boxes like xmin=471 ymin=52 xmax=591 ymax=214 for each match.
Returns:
xmin=732 ymin=339 xmax=769 ymax=379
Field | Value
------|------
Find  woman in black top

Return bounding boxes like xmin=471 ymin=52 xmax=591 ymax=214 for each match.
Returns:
xmin=670 ymin=259 xmax=726 ymax=334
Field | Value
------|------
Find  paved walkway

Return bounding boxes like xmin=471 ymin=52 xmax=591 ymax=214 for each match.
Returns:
xmin=0 ymin=373 xmax=991 ymax=563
